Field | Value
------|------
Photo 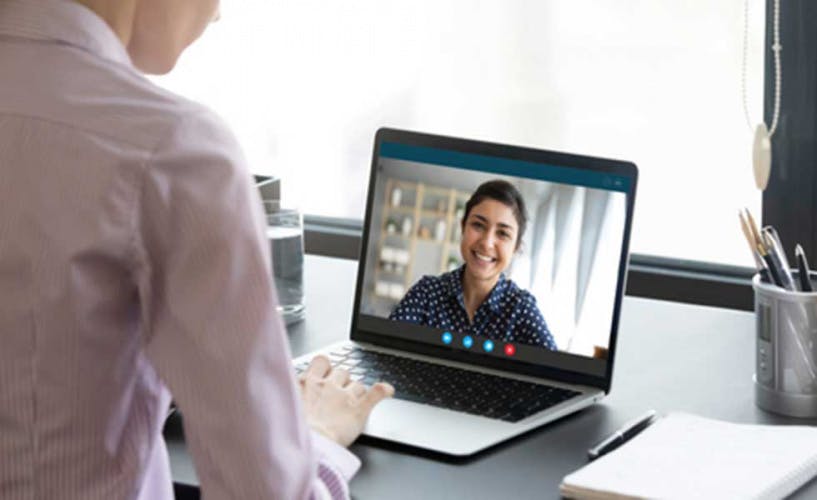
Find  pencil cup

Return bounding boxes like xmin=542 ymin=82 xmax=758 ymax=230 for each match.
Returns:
xmin=753 ymin=272 xmax=817 ymax=417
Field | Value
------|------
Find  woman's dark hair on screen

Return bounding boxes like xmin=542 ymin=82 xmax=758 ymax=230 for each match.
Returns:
xmin=461 ymin=179 xmax=528 ymax=250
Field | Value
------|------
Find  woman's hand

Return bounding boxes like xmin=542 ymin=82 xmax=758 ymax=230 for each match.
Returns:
xmin=299 ymin=355 xmax=394 ymax=447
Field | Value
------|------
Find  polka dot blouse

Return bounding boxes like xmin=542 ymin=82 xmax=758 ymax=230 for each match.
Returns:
xmin=388 ymin=266 xmax=557 ymax=350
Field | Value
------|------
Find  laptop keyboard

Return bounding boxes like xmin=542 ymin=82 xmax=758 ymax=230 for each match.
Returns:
xmin=294 ymin=346 xmax=581 ymax=423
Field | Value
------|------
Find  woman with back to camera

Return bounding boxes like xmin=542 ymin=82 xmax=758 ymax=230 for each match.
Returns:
xmin=389 ymin=180 xmax=557 ymax=349
xmin=0 ymin=1 xmax=393 ymax=498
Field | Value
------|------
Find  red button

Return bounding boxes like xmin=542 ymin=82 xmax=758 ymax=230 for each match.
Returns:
xmin=504 ymin=344 xmax=516 ymax=356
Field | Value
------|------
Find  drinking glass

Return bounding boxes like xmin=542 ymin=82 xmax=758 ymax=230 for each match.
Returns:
xmin=264 ymin=200 xmax=305 ymax=324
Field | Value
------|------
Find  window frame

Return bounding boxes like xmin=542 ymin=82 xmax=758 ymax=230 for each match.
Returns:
xmin=761 ymin=0 xmax=817 ymax=303
xmin=303 ymin=217 xmax=757 ymax=311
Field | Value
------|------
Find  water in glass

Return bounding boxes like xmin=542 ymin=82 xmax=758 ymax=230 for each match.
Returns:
xmin=265 ymin=202 xmax=305 ymax=324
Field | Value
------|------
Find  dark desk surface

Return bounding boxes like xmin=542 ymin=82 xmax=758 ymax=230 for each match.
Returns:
xmin=167 ymin=255 xmax=817 ymax=499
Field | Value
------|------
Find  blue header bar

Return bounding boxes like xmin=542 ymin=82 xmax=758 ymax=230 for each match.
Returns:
xmin=380 ymin=142 xmax=630 ymax=192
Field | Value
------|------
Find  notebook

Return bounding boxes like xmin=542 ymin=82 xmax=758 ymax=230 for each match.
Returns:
xmin=560 ymin=412 xmax=817 ymax=500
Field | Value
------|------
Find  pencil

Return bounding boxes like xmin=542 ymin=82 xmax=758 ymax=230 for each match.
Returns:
xmin=744 ymin=208 xmax=765 ymax=253
xmin=739 ymin=210 xmax=764 ymax=270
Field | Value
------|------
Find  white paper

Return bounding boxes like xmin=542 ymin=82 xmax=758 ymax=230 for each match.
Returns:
xmin=561 ymin=412 xmax=817 ymax=500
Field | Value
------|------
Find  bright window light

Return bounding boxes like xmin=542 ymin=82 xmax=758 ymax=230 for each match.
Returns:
xmin=153 ymin=0 xmax=765 ymax=267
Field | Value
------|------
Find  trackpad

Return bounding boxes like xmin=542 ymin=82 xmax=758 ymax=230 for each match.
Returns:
xmin=362 ymin=398 xmax=511 ymax=455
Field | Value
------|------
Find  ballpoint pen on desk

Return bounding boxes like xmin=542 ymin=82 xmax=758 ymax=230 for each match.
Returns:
xmin=587 ymin=410 xmax=657 ymax=461
xmin=796 ymin=244 xmax=814 ymax=292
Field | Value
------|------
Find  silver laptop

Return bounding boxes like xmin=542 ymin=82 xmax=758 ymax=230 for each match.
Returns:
xmin=294 ymin=128 xmax=638 ymax=456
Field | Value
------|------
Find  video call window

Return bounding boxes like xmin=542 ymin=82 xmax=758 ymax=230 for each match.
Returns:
xmin=360 ymin=157 xmax=627 ymax=360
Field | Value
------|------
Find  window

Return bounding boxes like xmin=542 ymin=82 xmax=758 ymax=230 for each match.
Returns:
xmin=153 ymin=1 xmax=765 ymax=268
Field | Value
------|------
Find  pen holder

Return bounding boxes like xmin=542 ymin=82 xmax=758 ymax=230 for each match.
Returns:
xmin=754 ymin=272 xmax=817 ymax=417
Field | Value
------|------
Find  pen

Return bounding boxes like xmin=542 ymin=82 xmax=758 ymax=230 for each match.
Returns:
xmin=762 ymin=226 xmax=796 ymax=291
xmin=757 ymin=242 xmax=784 ymax=287
xmin=796 ymin=244 xmax=814 ymax=292
xmin=587 ymin=410 xmax=657 ymax=461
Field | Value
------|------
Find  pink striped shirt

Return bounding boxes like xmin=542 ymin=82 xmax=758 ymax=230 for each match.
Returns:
xmin=0 ymin=0 xmax=358 ymax=498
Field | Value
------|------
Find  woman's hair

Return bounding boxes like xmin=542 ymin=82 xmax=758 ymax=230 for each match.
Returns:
xmin=461 ymin=180 xmax=527 ymax=250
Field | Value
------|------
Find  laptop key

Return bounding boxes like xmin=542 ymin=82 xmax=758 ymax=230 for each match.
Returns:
xmin=392 ymin=389 xmax=427 ymax=404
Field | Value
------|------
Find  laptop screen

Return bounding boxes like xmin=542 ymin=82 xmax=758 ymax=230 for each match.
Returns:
xmin=352 ymin=129 xmax=637 ymax=388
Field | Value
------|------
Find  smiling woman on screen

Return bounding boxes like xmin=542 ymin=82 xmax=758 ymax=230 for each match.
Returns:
xmin=389 ymin=180 xmax=557 ymax=349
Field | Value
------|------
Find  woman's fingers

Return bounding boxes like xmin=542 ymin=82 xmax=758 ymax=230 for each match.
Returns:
xmin=327 ymin=366 xmax=351 ymax=386
xmin=303 ymin=355 xmax=332 ymax=379
xmin=348 ymin=381 xmax=367 ymax=397
xmin=361 ymin=382 xmax=395 ymax=413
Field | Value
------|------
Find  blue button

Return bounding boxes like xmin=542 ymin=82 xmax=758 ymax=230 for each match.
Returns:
xmin=483 ymin=340 xmax=494 ymax=352
xmin=441 ymin=331 xmax=453 ymax=345
xmin=462 ymin=335 xmax=473 ymax=348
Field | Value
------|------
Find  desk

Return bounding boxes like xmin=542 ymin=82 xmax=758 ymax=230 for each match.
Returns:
xmin=166 ymin=255 xmax=817 ymax=499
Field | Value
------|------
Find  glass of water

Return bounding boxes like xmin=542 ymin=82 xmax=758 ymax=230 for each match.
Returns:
xmin=264 ymin=200 xmax=305 ymax=324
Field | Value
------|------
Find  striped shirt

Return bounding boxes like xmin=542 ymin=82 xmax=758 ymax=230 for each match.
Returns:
xmin=0 ymin=1 xmax=356 ymax=498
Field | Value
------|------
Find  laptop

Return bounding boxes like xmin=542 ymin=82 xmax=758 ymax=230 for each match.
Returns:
xmin=293 ymin=128 xmax=638 ymax=456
